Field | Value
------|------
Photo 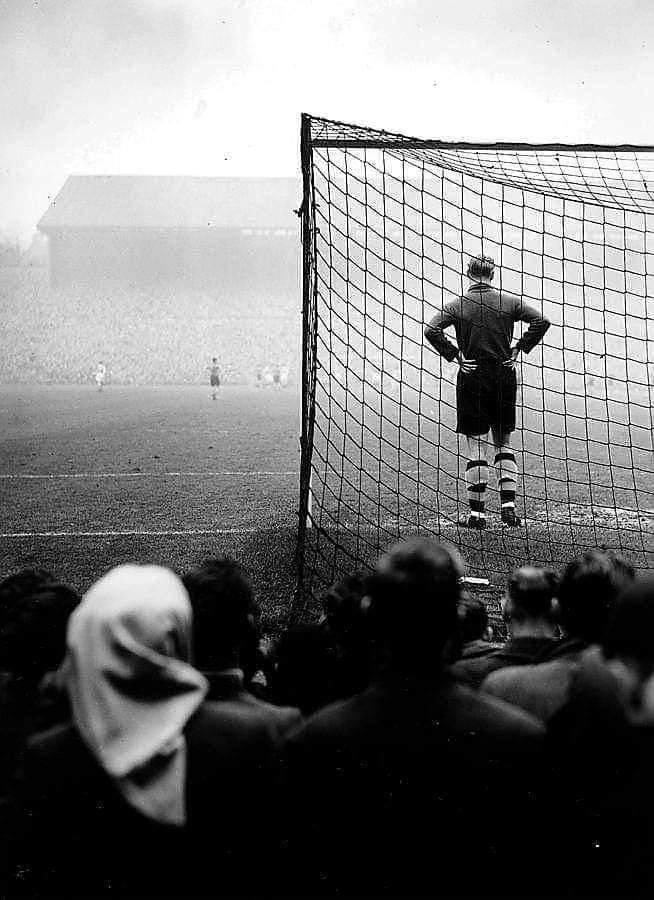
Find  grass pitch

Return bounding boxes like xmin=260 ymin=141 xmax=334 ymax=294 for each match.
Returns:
xmin=1 ymin=384 xmax=652 ymax=633
xmin=0 ymin=385 xmax=300 ymax=631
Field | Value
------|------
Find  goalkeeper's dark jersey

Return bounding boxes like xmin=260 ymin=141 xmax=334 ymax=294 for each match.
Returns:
xmin=424 ymin=283 xmax=550 ymax=364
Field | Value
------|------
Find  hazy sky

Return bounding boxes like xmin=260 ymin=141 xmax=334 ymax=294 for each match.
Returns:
xmin=2 ymin=0 xmax=653 ymax=240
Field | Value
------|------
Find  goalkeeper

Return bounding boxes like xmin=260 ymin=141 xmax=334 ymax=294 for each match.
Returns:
xmin=424 ymin=255 xmax=550 ymax=528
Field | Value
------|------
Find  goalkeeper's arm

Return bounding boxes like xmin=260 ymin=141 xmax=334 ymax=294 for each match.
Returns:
xmin=514 ymin=300 xmax=551 ymax=354
xmin=424 ymin=306 xmax=459 ymax=362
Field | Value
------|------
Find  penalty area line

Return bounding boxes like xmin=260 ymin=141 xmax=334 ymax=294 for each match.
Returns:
xmin=0 ymin=471 xmax=297 ymax=480
xmin=0 ymin=528 xmax=261 ymax=538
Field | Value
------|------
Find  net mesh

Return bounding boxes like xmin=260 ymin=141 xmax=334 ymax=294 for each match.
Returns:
xmin=296 ymin=114 xmax=654 ymax=614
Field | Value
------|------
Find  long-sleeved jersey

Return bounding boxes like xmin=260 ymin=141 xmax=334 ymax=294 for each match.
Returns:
xmin=424 ymin=283 xmax=550 ymax=364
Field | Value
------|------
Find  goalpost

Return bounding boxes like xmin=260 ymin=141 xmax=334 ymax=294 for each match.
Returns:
xmin=295 ymin=114 xmax=654 ymax=614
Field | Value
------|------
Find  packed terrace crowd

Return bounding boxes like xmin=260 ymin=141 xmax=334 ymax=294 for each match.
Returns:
xmin=0 ymin=539 xmax=652 ymax=897
xmin=0 ymin=268 xmax=298 ymax=385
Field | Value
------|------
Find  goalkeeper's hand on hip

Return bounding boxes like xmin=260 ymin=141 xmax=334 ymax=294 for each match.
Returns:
xmin=457 ymin=352 xmax=478 ymax=375
xmin=503 ymin=347 xmax=520 ymax=369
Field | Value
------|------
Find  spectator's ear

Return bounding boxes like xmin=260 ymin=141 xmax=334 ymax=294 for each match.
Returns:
xmin=361 ymin=595 xmax=372 ymax=613
xmin=603 ymin=656 xmax=642 ymax=707
xmin=551 ymin=596 xmax=562 ymax=623
xmin=638 ymin=672 xmax=654 ymax=719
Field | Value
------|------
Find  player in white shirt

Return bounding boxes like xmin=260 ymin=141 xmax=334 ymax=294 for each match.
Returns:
xmin=95 ymin=362 xmax=106 ymax=392
xmin=208 ymin=357 xmax=221 ymax=400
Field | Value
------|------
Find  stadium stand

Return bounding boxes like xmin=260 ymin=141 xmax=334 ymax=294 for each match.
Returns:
xmin=0 ymin=267 xmax=299 ymax=385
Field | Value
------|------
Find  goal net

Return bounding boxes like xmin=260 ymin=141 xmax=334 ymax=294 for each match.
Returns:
xmin=296 ymin=114 xmax=653 ymax=612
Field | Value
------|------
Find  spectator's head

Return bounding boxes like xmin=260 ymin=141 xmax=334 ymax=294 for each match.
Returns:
xmin=270 ymin=624 xmax=335 ymax=715
xmin=467 ymin=255 xmax=495 ymax=282
xmin=365 ymin=537 xmax=464 ymax=673
xmin=0 ymin=568 xmax=80 ymax=680
xmin=556 ymin=550 xmax=635 ymax=644
xmin=320 ymin=573 xmax=372 ymax=695
xmin=598 ymin=577 xmax=654 ymax=719
xmin=602 ymin=576 xmax=654 ymax=679
xmin=183 ymin=558 xmax=259 ymax=673
xmin=64 ymin=564 xmax=206 ymax=825
xmin=503 ymin=566 xmax=558 ymax=636
xmin=212 ymin=357 xmax=217 ymax=363
xmin=321 ymin=573 xmax=367 ymax=644
xmin=458 ymin=594 xmax=489 ymax=644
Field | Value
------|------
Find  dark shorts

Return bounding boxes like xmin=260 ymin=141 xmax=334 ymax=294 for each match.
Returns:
xmin=456 ymin=366 xmax=517 ymax=436
xmin=210 ymin=375 xmax=220 ymax=387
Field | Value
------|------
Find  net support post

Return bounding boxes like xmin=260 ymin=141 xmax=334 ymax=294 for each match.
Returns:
xmin=306 ymin=470 xmax=313 ymax=530
xmin=295 ymin=113 xmax=317 ymax=599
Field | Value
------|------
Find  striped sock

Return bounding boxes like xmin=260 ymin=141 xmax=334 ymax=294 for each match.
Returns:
xmin=495 ymin=451 xmax=518 ymax=512
xmin=466 ymin=458 xmax=488 ymax=520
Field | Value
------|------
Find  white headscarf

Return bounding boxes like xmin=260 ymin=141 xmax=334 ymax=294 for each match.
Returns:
xmin=64 ymin=564 xmax=207 ymax=826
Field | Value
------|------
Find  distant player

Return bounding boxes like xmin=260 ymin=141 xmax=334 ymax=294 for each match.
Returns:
xmin=279 ymin=364 xmax=289 ymax=388
xmin=94 ymin=361 xmax=106 ymax=392
xmin=209 ymin=357 xmax=221 ymax=400
xmin=424 ymin=255 xmax=551 ymax=529
xmin=262 ymin=366 xmax=274 ymax=387
xmin=272 ymin=364 xmax=281 ymax=388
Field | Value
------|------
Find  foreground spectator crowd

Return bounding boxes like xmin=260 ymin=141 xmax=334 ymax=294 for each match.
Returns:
xmin=0 ymin=540 xmax=652 ymax=897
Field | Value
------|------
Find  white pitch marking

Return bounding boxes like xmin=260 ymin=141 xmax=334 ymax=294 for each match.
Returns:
xmin=0 ymin=528 xmax=262 ymax=538
xmin=0 ymin=471 xmax=297 ymax=480
xmin=335 ymin=517 xmax=457 ymax=532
